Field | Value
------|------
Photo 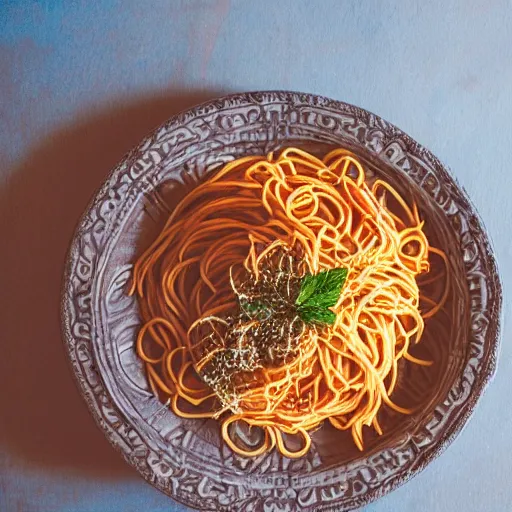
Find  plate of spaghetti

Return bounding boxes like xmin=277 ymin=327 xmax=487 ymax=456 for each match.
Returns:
xmin=62 ymin=91 xmax=501 ymax=512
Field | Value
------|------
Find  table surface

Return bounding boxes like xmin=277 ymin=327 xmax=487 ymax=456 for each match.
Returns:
xmin=1 ymin=1 xmax=511 ymax=511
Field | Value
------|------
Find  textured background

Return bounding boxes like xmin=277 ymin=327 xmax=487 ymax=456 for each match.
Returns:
xmin=1 ymin=1 xmax=511 ymax=511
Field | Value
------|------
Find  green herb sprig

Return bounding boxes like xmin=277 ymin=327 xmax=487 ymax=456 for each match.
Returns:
xmin=196 ymin=245 xmax=348 ymax=409
xmin=295 ymin=268 xmax=348 ymax=325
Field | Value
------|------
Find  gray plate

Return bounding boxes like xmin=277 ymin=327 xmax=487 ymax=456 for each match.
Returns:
xmin=61 ymin=91 xmax=502 ymax=512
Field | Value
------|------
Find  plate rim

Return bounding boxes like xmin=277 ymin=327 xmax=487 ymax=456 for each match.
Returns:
xmin=61 ymin=90 xmax=502 ymax=512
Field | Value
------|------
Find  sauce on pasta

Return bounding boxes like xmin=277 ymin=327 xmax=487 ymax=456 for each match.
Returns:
xmin=130 ymin=148 xmax=448 ymax=458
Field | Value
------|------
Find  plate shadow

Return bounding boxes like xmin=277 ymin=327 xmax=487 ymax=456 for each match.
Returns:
xmin=0 ymin=87 xmax=227 ymax=477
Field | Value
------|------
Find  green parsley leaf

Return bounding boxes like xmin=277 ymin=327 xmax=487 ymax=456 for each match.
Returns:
xmin=297 ymin=306 xmax=337 ymax=325
xmin=296 ymin=268 xmax=347 ymax=325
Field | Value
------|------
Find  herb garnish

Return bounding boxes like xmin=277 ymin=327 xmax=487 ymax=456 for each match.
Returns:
xmin=295 ymin=268 xmax=348 ymax=325
xmin=196 ymin=246 xmax=348 ymax=410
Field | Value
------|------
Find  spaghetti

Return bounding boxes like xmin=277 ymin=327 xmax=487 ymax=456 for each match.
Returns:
xmin=130 ymin=148 xmax=448 ymax=457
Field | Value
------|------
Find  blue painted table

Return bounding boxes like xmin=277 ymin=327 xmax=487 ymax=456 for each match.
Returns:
xmin=1 ymin=1 xmax=510 ymax=511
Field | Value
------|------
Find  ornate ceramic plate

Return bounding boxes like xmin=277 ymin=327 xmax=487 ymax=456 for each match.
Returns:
xmin=61 ymin=91 xmax=501 ymax=511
